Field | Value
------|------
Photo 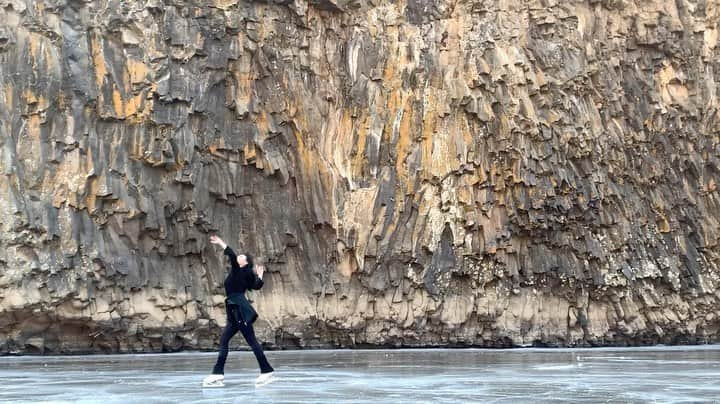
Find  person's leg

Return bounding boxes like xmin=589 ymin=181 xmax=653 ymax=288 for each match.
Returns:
xmin=212 ymin=307 xmax=240 ymax=375
xmin=238 ymin=322 xmax=274 ymax=374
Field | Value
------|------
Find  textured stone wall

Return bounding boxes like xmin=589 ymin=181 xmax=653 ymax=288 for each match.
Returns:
xmin=1 ymin=0 xmax=719 ymax=353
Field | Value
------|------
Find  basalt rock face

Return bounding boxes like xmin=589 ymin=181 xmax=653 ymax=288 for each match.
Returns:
xmin=1 ymin=0 xmax=719 ymax=354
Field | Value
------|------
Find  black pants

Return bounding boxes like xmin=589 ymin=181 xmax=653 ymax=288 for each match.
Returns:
xmin=212 ymin=304 xmax=274 ymax=375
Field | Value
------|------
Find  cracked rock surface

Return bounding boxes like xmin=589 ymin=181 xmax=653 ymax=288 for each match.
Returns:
xmin=0 ymin=0 xmax=719 ymax=353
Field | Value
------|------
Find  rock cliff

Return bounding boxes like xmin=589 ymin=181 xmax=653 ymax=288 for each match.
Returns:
xmin=1 ymin=0 xmax=719 ymax=353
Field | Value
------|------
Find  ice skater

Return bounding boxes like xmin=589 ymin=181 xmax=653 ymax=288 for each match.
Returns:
xmin=202 ymin=235 xmax=275 ymax=388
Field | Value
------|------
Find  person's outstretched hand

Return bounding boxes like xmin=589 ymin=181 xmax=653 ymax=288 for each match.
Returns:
xmin=210 ymin=235 xmax=227 ymax=249
xmin=255 ymin=264 xmax=265 ymax=279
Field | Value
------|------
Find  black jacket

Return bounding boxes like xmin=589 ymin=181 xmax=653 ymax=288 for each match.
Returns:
xmin=223 ymin=246 xmax=264 ymax=324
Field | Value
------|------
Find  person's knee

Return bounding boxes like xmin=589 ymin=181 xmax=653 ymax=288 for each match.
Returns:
xmin=239 ymin=324 xmax=255 ymax=338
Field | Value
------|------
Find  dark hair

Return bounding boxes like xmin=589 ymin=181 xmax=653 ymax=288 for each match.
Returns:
xmin=244 ymin=254 xmax=254 ymax=269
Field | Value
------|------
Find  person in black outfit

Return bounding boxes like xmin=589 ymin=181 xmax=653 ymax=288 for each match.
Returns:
xmin=202 ymin=235 xmax=274 ymax=387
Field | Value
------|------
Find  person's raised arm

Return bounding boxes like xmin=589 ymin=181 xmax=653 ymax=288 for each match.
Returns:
xmin=210 ymin=235 xmax=236 ymax=261
xmin=210 ymin=235 xmax=227 ymax=250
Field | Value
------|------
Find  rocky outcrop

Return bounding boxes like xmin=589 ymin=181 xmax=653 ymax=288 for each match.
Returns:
xmin=1 ymin=0 xmax=719 ymax=354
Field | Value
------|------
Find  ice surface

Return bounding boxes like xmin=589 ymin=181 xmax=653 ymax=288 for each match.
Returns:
xmin=2 ymin=346 xmax=719 ymax=403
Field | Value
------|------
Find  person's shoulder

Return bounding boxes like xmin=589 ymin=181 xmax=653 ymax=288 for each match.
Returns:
xmin=241 ymin=266 xmax=255 ymax=276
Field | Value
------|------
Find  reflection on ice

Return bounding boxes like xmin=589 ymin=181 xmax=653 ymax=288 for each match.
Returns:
xmin=1 ymin=346 xmax=719 ymax=403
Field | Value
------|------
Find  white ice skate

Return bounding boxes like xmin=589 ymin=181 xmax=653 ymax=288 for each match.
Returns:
xmin=254 ymin=372 xmax=276 ymax=387
xmin=202 ymin=374 xmax=225 ymax=388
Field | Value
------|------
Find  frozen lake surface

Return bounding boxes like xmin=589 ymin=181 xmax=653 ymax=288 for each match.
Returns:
xmin=1 ymin=346 xmax=719 ymax=403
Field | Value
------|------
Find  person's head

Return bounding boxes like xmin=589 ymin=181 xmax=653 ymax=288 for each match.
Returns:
xmin=237 ymin=253 xmax=253 ymax=268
